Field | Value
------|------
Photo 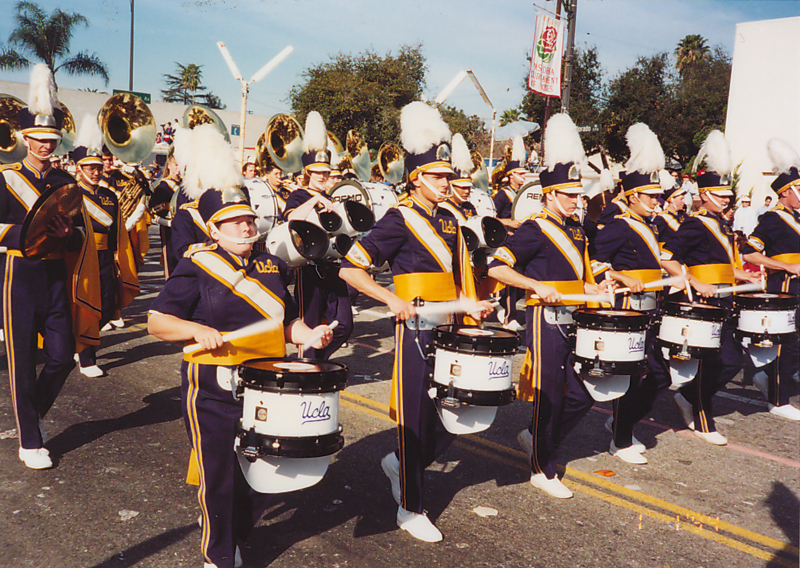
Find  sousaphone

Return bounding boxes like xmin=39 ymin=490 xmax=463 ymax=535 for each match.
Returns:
xmin=345 ymin=130 xmax=372 ymax=181
xmin=265 ymin=114 xmax=304 ymax=174
xmin=377 ymin=141 xmax=405 ymax=185
xmin=0 ymin=94 xmax=26 ymax=164
xmin=470 ymin=150 xmax=489 ymax=193
xmin=98 ymin=92 xmax=157 ymax=164
xmin=183 ymin=104 xmax=230 ymax=143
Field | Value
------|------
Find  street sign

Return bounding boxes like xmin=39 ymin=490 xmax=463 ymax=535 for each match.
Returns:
xmin=112 ymin=89 xmax=151 ymax=104
xmin=231 ymin=125 xmax=241 ymax=136
xmin=577 ymin=124 xmax=601 ymax=133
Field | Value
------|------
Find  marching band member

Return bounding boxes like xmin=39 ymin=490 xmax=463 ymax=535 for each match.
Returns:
xmin=341 ymin=102 xmax=492 ymax=542
xmin=260 ymin=153 xmax=288 ymax=214
xmin=148 ymin=125 xmax=333 ymax=568
xmin=72 ymin=115 xmax=139 ymax=377
xmin=493 ymin=136 xmax=526 ymax=330
xmin=283 ymin=111 xmax=353 ymax=360
xmin=740 ymin=139 xmax=800 ymax=420
xmin=438 ymin=134 xmax=478 ymax=222
xmin=487 ymin=114 xmax=609 ymax=498
xmin=654 ymin=171 xmax=689 ymax=246
xmin=149 ymin=153 xmax=181 ymax=278
xmin=0 ymin=65 xmax=86 ymax=469
xmin=661 ymin=131 xmax=762 ymax=445
xmin=596 ymin=175 xmax=629 ymax=229
xmin=590 ymin=124 xmax=673 ymax=464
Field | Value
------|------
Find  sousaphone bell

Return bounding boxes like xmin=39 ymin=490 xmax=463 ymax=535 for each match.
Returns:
xmin=183 ymin=104 xmax=230 ymax=143
xmin=377 ymin=141 xmax=405 ymax=185
xmin=265 ymin=114 xmax=304 ymax=174
xmin=0 ymin=94 xmax=26 ymax=164
xmin=98 ymin=92 xmax=157 ymax=164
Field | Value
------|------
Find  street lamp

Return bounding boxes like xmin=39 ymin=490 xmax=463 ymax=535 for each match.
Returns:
xmin=434 ymin=69 xmax=497 ymax=181
xmin=216 ymin=42 xmax=294 ymax=164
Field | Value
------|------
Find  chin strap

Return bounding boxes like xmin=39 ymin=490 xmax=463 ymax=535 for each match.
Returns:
xmin=791 ymin=186 xmax=800 ymax=205
xmin=704 ymin=191 xmax=726 ymax=210
xmin=209 ymin=226 xmax=260 ymax=246
xmin=551 ymin=193 xmax=572 ymax=218
xmin=419 ymin=174 xmax=451 ymax=201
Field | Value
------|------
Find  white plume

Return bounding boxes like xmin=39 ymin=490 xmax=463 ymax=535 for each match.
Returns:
xmin=625 ymin=123 xmax=665 ymax=174
xmin=599 ymin=168 xmax=615 ymax=192
xmin=175 ymin=124 xmax=242 ymax=200
xmin=542 ymin=114 xmax=586 ymax=170
xmin=694 ymin=130 xmax=732 ymax=176
xmin=400 ymin=101 xmax=451 ymax=154
xmin=328 ymin=137 xmax=342 ymax=167
xmin=74 ymin=114 xmax=103 ymax=152
xmin=27 ymin=63 xmax=58 ymax=117
xmin=451 ymin=133 xmax=473 ymax=175
xmin=658 ymin=169 xmax=676 ymax=191
xmin=511 ymin=135 xmax=525 ymax=163
xmin=767 ymin=138 xmax=800 ymax=174
xmin=302 ymin=111 xmax=327 ymax=153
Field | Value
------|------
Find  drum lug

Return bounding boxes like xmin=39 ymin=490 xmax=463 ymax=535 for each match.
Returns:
xmin=241 ymin=428 xmax=261 ymax=463
xmin=756 ymin=338 xmax=774 ymax=348
xmin=587 ymin=354 xmax=606 ymax=378
xmin=441 ymin=381 xmax=461 ymax=409
xmin=676 ymin=340 xmax=692 ymax=361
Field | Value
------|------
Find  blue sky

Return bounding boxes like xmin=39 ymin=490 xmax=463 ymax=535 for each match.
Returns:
xmin=1 ymin=0 xmax=797 ymax=128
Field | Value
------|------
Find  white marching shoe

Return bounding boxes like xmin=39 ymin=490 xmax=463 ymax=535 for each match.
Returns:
xmin=673 ymin=393 xmax=695 ymax=430
xmin=19 ymin=447 xmax=53 ymax=469
xmin=693 ymin=430 xmax=727 ymax=446
xmin=609 ymin=441 xmax=647 ymax=464
xmin=396 ymin=507 xmax=443 ymax=542
xmin=517 ymin=429 xmax=533 ymax=460
xmin=381 ymin=452 xmax=402 ymax=506
xmin=110 ymin=318 xmax=125 ymax=328
xmin=604 ymin=417 xmax=645 ymax=452
xmin=768 ymin=403 xmax=800 ymax=421
xmin=100 ymin=322 xmax=113 ymax=332
xmin=529 ymin=473 xmax=573 ymax=499
xmin=78 ymin=364 xmax=104 ymax=378
xmin=504 ymin=320 xmax=524 ymax=332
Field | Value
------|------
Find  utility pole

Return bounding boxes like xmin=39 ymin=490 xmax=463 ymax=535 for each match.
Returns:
xmin=128 ymin=0 xmax=134 ymax=90
xmin=560 ymin=0 xmax=578 ymax=114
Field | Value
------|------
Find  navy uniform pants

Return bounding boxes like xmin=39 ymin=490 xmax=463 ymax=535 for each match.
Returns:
xmin=393 ymin=323 xmax=456 ymax=514
xmin=523 ymin=305 xmax=594 ymax=479
xmin=678 ymin=296 xmax=742 ymax=434
xmin=296 ymin=263 xmax=353 ymax=360
xmin=183 ymin=361 xmax=273 ymax=568
xmin=3 ymin=256 xmax=75 ymax=449
xmin=79 ymin=249 xmax=118 ymax=367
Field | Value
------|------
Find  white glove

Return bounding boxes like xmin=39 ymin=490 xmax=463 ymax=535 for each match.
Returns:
xmin=125 ymin=202 xmax=146 ymax=231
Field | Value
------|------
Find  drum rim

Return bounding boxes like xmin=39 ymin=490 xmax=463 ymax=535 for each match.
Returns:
xmin=238 ymin=357 xmax=348 ymax=392
xmin=237 ymin=427 xmax=344 ymax=459
xmin=428 ymin=381 xmax=516 ymax=407
xmin=734 ymin=330 xmax=799 ymax=344
xmin=656 ymin=338 xmax=721 ymax=355
xmin=660 ymin=301 xmax=728 ymax=322
xmin=432 ymin=324 xmax=520 ymax=354
xmin=733 ymin=292 xmax=799 ymax=310
xmin=573 ymin=354 xmax=648 ymax=375
xmin=572 ymin=308 xmax=651 ymax=331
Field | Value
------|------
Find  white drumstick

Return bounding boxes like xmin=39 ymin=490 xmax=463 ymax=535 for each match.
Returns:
xmin=528 ymin=293 xmax=614 ymax=303
xmin=388 ymin=298 xmax=496 ymax=319
xmin=614 ymin=275 xmax=688 ymax=295
xmin=713 ymin=282 xmax=764 ymax=296
xmin=183 ymin=318 xmax=281 ymax=354
xmin=302 ymin=320 xmax=339 ymax=351
xmin=682 ymin=265 xmax=694 ymax=303
xmin=760 ymin=265 xmax=766 ymax=290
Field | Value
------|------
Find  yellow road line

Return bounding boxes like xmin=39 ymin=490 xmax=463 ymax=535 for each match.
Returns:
xmin=340 ymin=390 xmax=798 ymax=564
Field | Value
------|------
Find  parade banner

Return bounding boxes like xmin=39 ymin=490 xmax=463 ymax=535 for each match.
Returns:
xmin=527 ymin=12 xmax=565 ymax=97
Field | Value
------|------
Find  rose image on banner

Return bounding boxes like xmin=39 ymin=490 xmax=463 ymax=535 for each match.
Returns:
xmin=528 ymin=12 xmax=566 ymax=97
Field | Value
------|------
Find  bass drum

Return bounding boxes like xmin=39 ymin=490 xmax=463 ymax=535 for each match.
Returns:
xmin=511 ymin=181 xmax=543 ymax=221
xmin=244 ymin=178 xmax=280 ymax=235
xmin=468 ymin=189 xmax=496 ymax=218
xmin=329 ymin=179 xmax=398 ymax=223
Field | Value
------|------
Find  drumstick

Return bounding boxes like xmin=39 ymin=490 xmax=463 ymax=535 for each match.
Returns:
xmin=713 ymin=282 xmax=764 ymax=296
xmin=760 ymin=265 xmax=766 ymax=290
xmin=388 ymin=298 xmax=497 ymax=318
xmin=301 ymin=320 xmax=339 ymax=351
xmin=527 ymin=293 xmax=614 ymax=303
xmin=183 ymin=318 xmax=281 ymax=354
xmin=682 ymin=265 xmax=694 ymax=303
xmin=613 ymin=275 xmax=687 ymax=295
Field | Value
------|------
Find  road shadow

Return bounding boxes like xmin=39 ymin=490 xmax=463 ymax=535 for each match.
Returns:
xmin=764 ymin=481 xmax=800 ymax=568
xmin=88 ymin=523 xmax=198 ymax=568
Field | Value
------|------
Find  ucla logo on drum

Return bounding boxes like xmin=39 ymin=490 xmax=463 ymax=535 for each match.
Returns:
xmin=488 ymin=359 xmax=510 ymax=380
xmin=300 ymin=399 xmax=332 ymax=424
xmin=712 ymin=324 xmax=722 ymax=339
xmin=628 ymin=336 xmax=645 ymax=353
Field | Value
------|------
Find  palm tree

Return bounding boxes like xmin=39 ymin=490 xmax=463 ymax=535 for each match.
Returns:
xmin=181 ymin=64 xmax=202 ymax=104
xmin=674 ymin=34 xmax=710 ymax=75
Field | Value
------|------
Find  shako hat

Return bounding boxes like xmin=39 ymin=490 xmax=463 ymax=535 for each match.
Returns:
xmin=450 ymin=133 xmax=474 ymax=186
xmin=504 ymin=135 xmax=527 ymax=177
xmin=18 ymin=64 xmax=63 ymax=141
xmin=301 ymin=111 xmax=331 ymax=173
xmin=766 ymin=138 xmax=800 ymax=195
xmin=72 ymin=114 xmax=104 ymax=166
xmin=621 ymin=123 xmax=665 ymax=196
xmin=400 ymin=101 xmax=453 ymax=181
xmin=538 ymin=114 xmax=585 ymax=194
xmin=694 ymin=130 xmax=733 ymax=196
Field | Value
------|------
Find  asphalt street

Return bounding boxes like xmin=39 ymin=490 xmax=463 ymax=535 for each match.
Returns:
xmin=0 ymin=231 xmax=797 ymax=568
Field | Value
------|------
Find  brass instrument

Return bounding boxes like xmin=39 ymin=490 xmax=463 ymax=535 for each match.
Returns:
xmin=98 ymin=93 xmax=156 ymax=224
xmin=345 ymin=130 xmax=372 ymax=181
xmin=265 ymin=114 xmax=304 ymax=173
xmin=328 ymin=130 xmax=344 ymax=155
xmin=377 ymin=142 xmax=405 ymax=185
xmin=183 ymin=104 xmax=230 ymax=142
xmin=470 ymin=150 xmax=489 ymax=193
xmin=490 ymin=145 xmax=513 ymax=191
xmin=54 ymin=102 xmax=76 ymax=155
xmin=0 ymin=94 xmax=26 ymax=164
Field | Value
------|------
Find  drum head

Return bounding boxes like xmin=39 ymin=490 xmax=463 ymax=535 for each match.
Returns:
xmin=244 ymin=178 xmax=279 ymax=234
xmin=511 ymin=182 xmax=543 ymax=221
xmin=437 ymin=403 xmax=498 ymax=435
xmin=20 ymin=181 xmax=82 ymax=259
xmin=237 ymin=451 xmax=332 ymax=494
xmin=573 ymin=308 xmax=650 ymax=331
xmin=734 ymin=292 xmax=799 ymax=311
xmin=661 ymin=301 xmax=728 ymax=322
xmin=433 ymin=324 xmax=520 ymax=355
xmin=238 ymin=357 xmax=348 ymax=392
xmin=329 ymin=179 xmax=371 ymax=207
xmin=468 ymin=189 xmax=496 ymax=217
xmin=579 ymin=373 xmax=630 ymax=402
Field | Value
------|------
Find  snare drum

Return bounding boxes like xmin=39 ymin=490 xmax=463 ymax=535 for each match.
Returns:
xmin=234 ymin=358 xmax=348 ymax=493
xmin=734 ymin=292 xmax=798 ymax=347
xmin=468 ymin=189 xmax=496 ymax=218
xmin=244 ymin=178 xmax=280 ymax=234
xmin=573 ymin=309 xmax=650 ymax=401
xmin=428 ymin=325 xmax=518 ymax=434
xmin=657 ymin=302 xmax=728 ymax=359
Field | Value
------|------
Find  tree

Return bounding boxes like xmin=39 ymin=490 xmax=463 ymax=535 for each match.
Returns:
xmin=500 ymin=108 xmax=521 ymax=126
xmin=438 ymin=104 xmax=487 ymax=154
xmin=289 ymin=45 xmax=427 ymax=150
xmin=161 ymin=63 xmax=225 ymax=109
xmin=0 ymin=1 xmax=109 ymax=85
xmin=518 ymin=46 xmax=604 ymax=153
xmin=674 ymin=34 xmax=710 ymax=75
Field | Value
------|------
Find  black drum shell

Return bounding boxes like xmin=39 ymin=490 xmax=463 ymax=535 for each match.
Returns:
xmin=573 ymin=308 xmax=650 ymax=331
xmin=733 ymin=292 xmax=799 ymax=311
xmin=573 ymin=355 xmax=647 ymax=376
xmin=432 ymin=324 xmax=519 ymax=356
xmin=660 ymin=301 xmax=728 ymax=322
xmin=237 ymin=427 xmax=344 ymax=459
xmin=238 ymin=358 xmax=348 ymax=394
xmin=427 ymin=382 xmax=516 ymax=407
